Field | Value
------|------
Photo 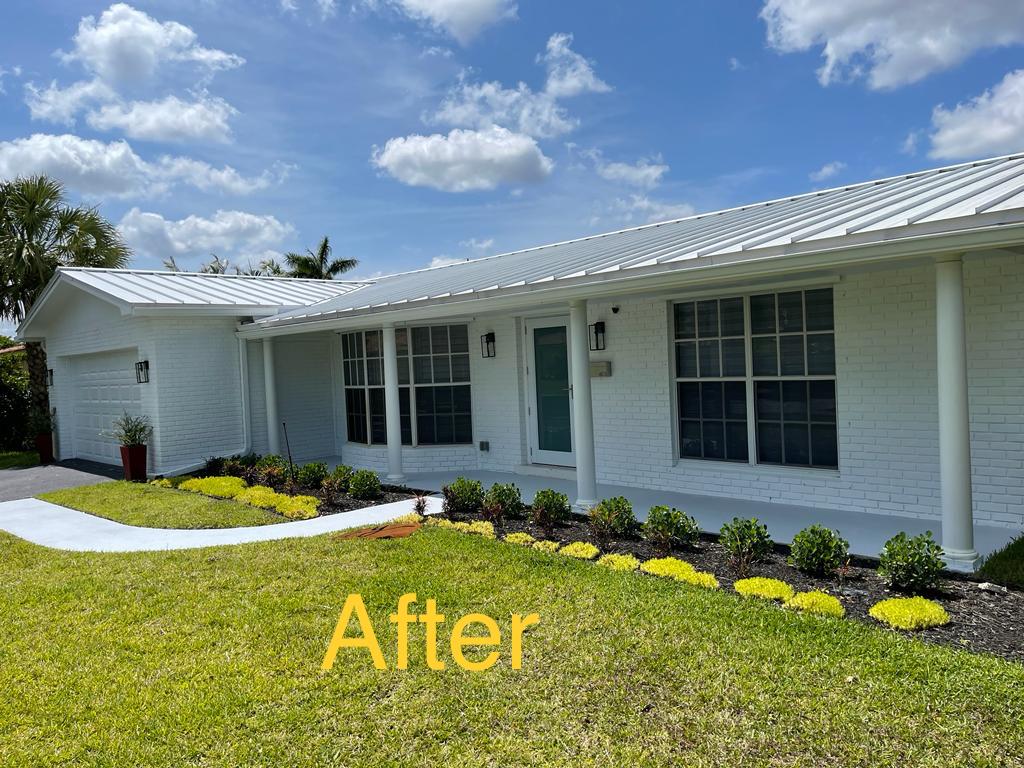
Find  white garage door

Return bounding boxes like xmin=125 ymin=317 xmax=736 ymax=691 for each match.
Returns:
xmin=70 ymin=349 xmax=142 ymax=464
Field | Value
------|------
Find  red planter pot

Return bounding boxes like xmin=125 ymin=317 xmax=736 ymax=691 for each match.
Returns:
xmin=35 ymin=433 xmax=54 ymax=464
xmin=120 ymin=444 xmax=148 ymax=482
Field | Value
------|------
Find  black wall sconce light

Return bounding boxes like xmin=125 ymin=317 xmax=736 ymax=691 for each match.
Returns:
xmin=135 ymin=360 xmax=150 ymax=384
xmin=480 ymin=332 xmax=496 ymax=358
xmin=589 ymin=321 xmax=606 ymax=351
xmin=46 ymin=369 xmax=54 ymax=387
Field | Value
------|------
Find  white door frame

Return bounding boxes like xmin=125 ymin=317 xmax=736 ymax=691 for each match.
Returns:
xmin=524 ymin=316 xmax=575 ymax=467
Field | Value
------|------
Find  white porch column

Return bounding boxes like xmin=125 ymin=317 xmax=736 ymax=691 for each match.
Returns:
xmin=936 ymin=256 xmax=978 ymax=568
xmin=263 ymin=338 xmax=280 ymax=455
xmin=569 ymin=299 xmax=597 ymax=509
xmin=381 ymin=323 xmax=405 ymax=483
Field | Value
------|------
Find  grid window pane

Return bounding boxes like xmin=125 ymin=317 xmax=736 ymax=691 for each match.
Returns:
xmin=430 ymin=326 xmax=449 ymax=354
xmin=676 ymin=341 xmax=698 ymax=378
xmin=674 ymin=302 xmax=696 ymax=339
xmin=412 ymin=327 xmax=431 ymax=355
xmin=752 ymin=336 xmax=778 ymax=376
xmin=805 ymin=289 xmax=834 ymax=332
xmin=720 ymin=297 xmax=745 ymax=336
xmin=778 ymin=292 xmax=804 ymax=332
xmin=697 ymin=300 xmax=719 ymax=337
xmin=449 ymin=325 xmax=469 ymax=353
xmin=698 ymin=340 xmax=721 ymax=378
xmin=750 ymin=294 xmax=776 ymax=334
xmin=779 ymin=335 xmax=805 ymax=376
xmin=807 ymin=334 xmax=836 ymax=375
xmin=676 ymin=380 xmax=747 ymax=463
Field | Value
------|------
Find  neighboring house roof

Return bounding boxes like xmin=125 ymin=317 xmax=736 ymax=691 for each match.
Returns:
xmin=18 ymin=267 xmax=370 ymax=337
xmin=253 ymin=152 xmax=1024 ymax=332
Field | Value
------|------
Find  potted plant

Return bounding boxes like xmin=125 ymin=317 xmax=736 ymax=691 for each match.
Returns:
xmin=107 ymin=412 xmax=152 ymax=482
xmin=28 ymin=407 xmax=55 ymax=464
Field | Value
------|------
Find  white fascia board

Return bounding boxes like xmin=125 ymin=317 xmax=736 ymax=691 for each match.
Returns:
xmin=236 ymin=220 xmax=1024 ymax=340
xmin=17 ymin=271 xmax=134 ymax=337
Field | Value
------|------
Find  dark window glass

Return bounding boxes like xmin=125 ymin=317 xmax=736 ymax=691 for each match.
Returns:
xmin=449 ymin=325 xmax=469 ymax=354
xmin=779 ymin=335 xmax=805 ymax=376
xmin=722 ymin=338 xmax=746 ymax=377
xmin=750 ymin=294 xmax=776 ymax=334
xmin=677 ymin=381 xmax=747 ymax=463
xmin=778 ymin=292 xmax=804 ymax=332
xmin=676 ymin=342 xmax=698 ymax=378
xmin=756 ymin=380 xmax=837 ymax=469
xmin=697 ymin=300 xmax=719 ymax=337
xmin=674 ymin=303 xmax=696 ymax=339
xmin=345 ymin=388 xmax=367 ymax=444
xmin=412 ymin=326 xmax=431 ymax=355
xmin=698 ymin=340 xmax=720 ymax=378
xmin=752 ymin=337 xmax=778 ymax=376
xmin=430 ymin=326 xmax=449 ymax=354
xmin=720 ymin=297 xmax=745 ymax=336
xmin=369 ymin=388 xmax=386 ymax=444
xmin=805 ymin=288 xmax=834 ymax=332
xmin=807 ymin=334 xmax=836 ymax=375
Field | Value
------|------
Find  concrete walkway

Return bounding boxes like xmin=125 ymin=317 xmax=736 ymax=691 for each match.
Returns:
xmin=0 ymin=496 xmax=441 ymax=553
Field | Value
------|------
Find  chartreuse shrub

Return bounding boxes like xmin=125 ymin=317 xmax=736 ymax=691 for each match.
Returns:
xmin=504 ymin=532 xmax=536 ymax=546
xmin=235 ymin=485 xmax=319 ymax=520
xmin=640 ymin=557 xmax=719 ymax=589
xmin=559 ymin=541 xmax=600 ymax=560
xmin=483 ymin=482 xmax=524 ymax=520
xmin=597 ymin=553 xmax=640 ymax=572
xmin=588 ymin=496 xmax=637 ymax=542
xmin=719 ymin=517 xmax=773 ymax=576
xmin=149 ymin=478 xmax=173 ymax=488
xmin=785 ymin=590 xmax=845 ymax=618
xmin=878 ymin=531 xmax=945 ymax=593
xmin=178 ymin=476 xmax=247 ymax=499
xmin=869 ymin=597 xmax=950 ymax=630
xmin=442 ymin=476 xmax=484 ymax=516
xmin=295 ymin=462 xmax=329 ymax=489
xmin=531 ymin=489 xmax=570 ymax=534
xmin=348 ymin=469 xmax=382 ymax=501
xmin=788 ymin=525 xmax=849 ymax=576
xmin=425 ymin=518 xmax=495 ymax=538
xmin=643 ymin=506 xmax=699 ymax=554
xmin=532 ymin=539 xmax=560 ymax=553
xmin=733 ymin=577 xmax=795 ymax=602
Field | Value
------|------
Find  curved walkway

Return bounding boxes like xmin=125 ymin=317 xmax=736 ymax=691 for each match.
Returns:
xmin=0 ymin=496 xmax=442 ymax=553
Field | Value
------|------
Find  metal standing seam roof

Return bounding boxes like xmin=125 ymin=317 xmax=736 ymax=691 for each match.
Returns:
xmin=55 ymin=267 xmax=369 ymax=308
xmin=256 ymin=152 xmax=1024 ymax=329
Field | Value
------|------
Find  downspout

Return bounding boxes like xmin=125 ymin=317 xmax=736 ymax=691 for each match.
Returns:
xmin=157 ymin=336 xmax=253 ymax=477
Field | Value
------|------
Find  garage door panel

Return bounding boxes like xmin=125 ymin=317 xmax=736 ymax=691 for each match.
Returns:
xmin=70 ymin=350 xmax=142 ymax=464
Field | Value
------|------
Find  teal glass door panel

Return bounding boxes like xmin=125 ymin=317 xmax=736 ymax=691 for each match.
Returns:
xmin=534 ymin=325 xmax=572 ymax=453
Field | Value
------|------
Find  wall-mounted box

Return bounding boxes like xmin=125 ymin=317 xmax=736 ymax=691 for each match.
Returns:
xmin=589 ymin=361 xmax=612 ymax=378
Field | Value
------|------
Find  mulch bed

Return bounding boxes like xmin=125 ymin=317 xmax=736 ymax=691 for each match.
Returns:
xmin=316 ymin=485 xmax=421 ymax=515
xmin=457 ymin=509 xmax=1024 ymax=663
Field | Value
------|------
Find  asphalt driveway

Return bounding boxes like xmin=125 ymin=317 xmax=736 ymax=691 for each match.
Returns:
xmin=0 ymin=459 xmax=122 ymax=502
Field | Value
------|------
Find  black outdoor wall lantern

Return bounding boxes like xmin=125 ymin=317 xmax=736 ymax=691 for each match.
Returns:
xmin=480 ymin=332 xmax=496 ymax=358
xmin=589 ymin=321 xmax=606 ymax=351
xmin=135 ymin=360 xmax=150 ymax=384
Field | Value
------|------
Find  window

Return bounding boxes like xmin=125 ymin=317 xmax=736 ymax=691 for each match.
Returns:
xmin=673 ymin=288 xmax=837 ymax=469
xmin=341 ymin=325 xmax=472 ymax=446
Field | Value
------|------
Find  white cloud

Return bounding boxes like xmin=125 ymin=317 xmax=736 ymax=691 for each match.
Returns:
xmin=379 ymin=0 xmax=518 ymax=45
xmin=0 ymin=65 xmax=22 ymax=95
xmin=459 ymin=237 xmax=493 ymax=251
xmin=901 ymin=130 xmax=920 ymax=156
xmin=429 ymin=34 xmax=609 ymax=139
xmin=371 ymin=125 xmax=552 ymax=192
xmin=614 ymin=194 xmax=695 ymax=224
xmin=540 ymin=33 xmax=610 ymax=99
xmin=0 ymin=133 xmax=284 ymax=198
xmin=431 ymin=78 xmax=576 ymax=138
xmin=24 ymin=79 xmax=116 ymax=125
xmin=583 ymin=149 xmax=668 ymax=189
xmin=63 ymin=3 xmax=244 ymax=85
xmin=428 ymin=254 xmax=469 ymax=268
xmin=809 ymin=160 xmax=846 ymax=182
xmin=86 ymin=94 xmax=237 ymax=143
xmin=928 ymin=69 xmax=1024 ymax=160
xmin=119 ymin=207 xmax=294 ymax=266
xmin=728 ymin=57 xmax=743 ymax=71
xmin=761 ymin=0 xmax=1024 ymax=89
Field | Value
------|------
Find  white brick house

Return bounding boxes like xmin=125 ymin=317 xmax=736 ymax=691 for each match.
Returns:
xmin=18 ymin=154 xmax=1024 ymax=568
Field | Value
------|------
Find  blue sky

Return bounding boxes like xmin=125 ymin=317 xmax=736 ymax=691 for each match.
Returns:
xmin=2 ymin=0 xmax=1024 ymax=287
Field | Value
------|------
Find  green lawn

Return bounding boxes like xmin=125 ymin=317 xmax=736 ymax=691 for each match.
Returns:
xmin=2 ymin=528 xmax=1023 ymax=767
xmin=39 ymin=482 xmax=282 ymax=529
xmin=980 ymin=534 xmax=1024 ymax=590
xmin=0 ymin=451 xmax=38 ymax=469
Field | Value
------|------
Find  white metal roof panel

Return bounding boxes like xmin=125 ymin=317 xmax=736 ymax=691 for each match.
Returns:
xmin=59 ymin=268 xmax=368 ymax=308
xmin=256 ymin=152 xmax=1024 ymax=330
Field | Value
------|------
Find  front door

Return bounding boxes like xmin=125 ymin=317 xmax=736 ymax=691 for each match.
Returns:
xmin=525 ymin=317 xmax=575 ymax=467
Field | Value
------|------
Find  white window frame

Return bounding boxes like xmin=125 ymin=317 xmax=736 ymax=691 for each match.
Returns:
xmin=671 ymin=287 xmax=839 ymax=471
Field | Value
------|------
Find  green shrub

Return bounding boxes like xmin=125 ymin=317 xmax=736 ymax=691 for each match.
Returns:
xmin=532 ymin=539 xmax=560 ymax=553
xmin=0 ymin=338 xmax=29 ymax=450
xmin=588 ymin=496 xmax=637 ymax=542
xmin=559 ymin=541 xmax=600 ymax=560
xmin=178 ymin=476 xmax=247 ymax=499
xmin=640 ymin=557 xmax=720 ymax=589
xmin=483 ymin=482 xmax=524 ymax=519
xmin=349 ymin=469 xmax=382 ymax=501
xmin=643 ymin=505 xmax=699 ymax=553
xmin=785 ymin=590 xmax=845 ymax=618
xmin=295 ymin=461 xmax=329 ymax=489
xmin=596 ymin=553 xmax=640 ymax=572
xmin=441 ymin=476 xmax=484 ymax=517
xmin=878 ymin=531 xmax=945 ymax=593
xmin=530 ymin=488 xmax=570 ymax=534
xmin=788 ymin=525 xmax=849 ymax=576
xmin=505 ymin=532 xmax=536 ymax=546
xmin=869 ymin=596 xmax=949 ymax=630
xmin=734 ymin=577 xmax=794 ymax=602
xmin=329 ymin=464 xmax=353 ymax=491
xmin=719 ymin=517 xmax=773 ymax=576
xmin=979 ymin=535 xmax=1024 ymax=590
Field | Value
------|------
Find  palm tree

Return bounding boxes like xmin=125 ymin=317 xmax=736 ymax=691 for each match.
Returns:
xmin=284 ymin=236 xmax=357 ymax=280
xmin=0 ymin=175 xmax=130 ymax=414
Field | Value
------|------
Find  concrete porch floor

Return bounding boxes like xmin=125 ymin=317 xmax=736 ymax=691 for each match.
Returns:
xmin=391 ymin=469 xmax=1020 ymax=563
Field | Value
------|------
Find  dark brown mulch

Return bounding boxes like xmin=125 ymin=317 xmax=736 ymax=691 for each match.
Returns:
xmin=460 ymin=510 xmax=1024 ymax=664
xmin=316 ymin=485 xmax=421 ymax=515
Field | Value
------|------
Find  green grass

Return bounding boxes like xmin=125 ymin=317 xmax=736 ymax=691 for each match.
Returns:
xmin=979 ymin=534 xmax=1024 ymax=590
xmin=39 ymin=482 xmax=283 ymax=529
xmin=2 ymin=528 xmax=1023 ymax=767
xmin=0 ymin=451 xmax=38 ymax=469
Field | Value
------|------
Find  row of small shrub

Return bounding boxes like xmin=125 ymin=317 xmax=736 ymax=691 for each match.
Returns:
xmin=204 ymin=453 xmax=383 ymax=501
xmin=173 ymin=475 xmax=319 ymax=519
